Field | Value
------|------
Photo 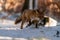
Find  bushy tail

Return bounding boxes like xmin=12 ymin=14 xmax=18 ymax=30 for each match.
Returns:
xmin=15 ymin=17 xmax=22 ymax=24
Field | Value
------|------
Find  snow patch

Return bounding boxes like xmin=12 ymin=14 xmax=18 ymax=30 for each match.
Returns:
xmin=45 ymin=17 xmax=57 ymax=27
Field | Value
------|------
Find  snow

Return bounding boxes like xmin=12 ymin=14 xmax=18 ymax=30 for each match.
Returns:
xmin=0 ymin=12 xmax=60 ymax=40
xmin=45 ymin=17 xmax=57 ymax=27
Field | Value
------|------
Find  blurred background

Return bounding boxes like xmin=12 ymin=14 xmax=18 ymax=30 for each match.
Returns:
xmin=0 ymin=0 xmax=60 ymax=22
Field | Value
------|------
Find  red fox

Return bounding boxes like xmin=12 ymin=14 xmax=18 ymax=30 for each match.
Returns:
xmin=15 ymin=9 xmax=44 ymax=29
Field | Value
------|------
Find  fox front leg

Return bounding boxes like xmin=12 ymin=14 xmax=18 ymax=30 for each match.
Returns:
xmin=26 ymin=20 xmax=32 ymax=27
xmin=32 ymin=20 xmax=39 ymax=28
xmin=35 ymin=23 xmax=38 ymax=28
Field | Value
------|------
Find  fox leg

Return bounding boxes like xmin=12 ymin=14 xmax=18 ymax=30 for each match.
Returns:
xmin=26 ymin=20 xmax=32 ymax=27
xmin=31 ymin=20 xmax=38 ymax=28
xmin=21 ymin=21 xmax=25 ymax=29
xmin=35 ymin=23 xmax=38 ymax=28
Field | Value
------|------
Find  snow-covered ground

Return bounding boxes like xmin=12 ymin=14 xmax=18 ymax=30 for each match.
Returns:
xmin=0 ymin=12 xmax=60 ymax=40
